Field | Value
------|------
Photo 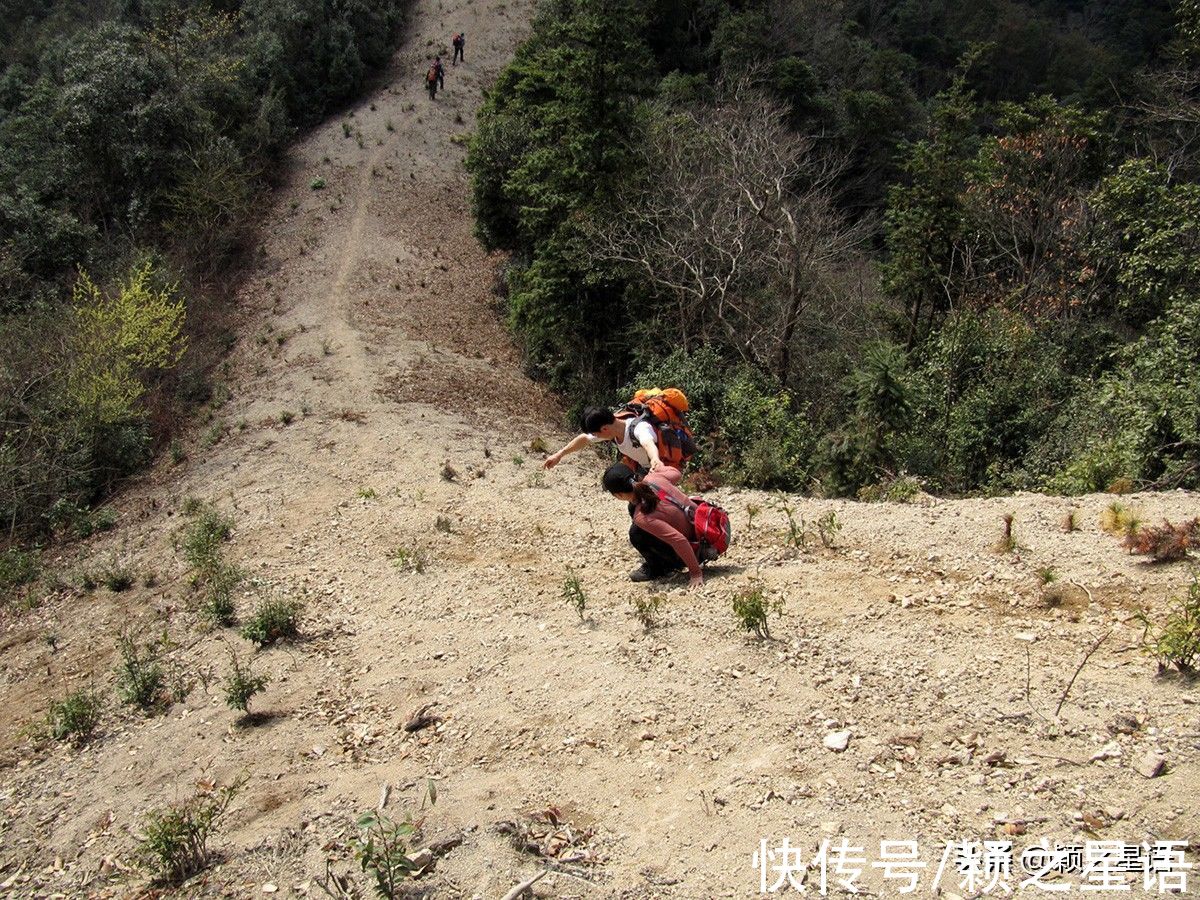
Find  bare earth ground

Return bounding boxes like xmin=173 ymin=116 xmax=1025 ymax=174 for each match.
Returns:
xmin=2 ymin=0 xmax=1199 ymax=896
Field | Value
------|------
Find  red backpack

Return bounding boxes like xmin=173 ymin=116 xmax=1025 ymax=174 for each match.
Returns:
xmin=656 ymin=490 xmax=732 ymax=556
xmin=427 ymin=64 xmax=438 ymax=83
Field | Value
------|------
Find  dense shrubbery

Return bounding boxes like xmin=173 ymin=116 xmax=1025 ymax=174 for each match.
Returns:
xmin=471 ymin=0 xmax=1200 ymax=496
xmin=0 ymin=0 xmax=408 ymax=539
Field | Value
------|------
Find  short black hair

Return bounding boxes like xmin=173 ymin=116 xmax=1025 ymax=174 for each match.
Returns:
xmin=581 ymin=406 xmax=615 ymax=434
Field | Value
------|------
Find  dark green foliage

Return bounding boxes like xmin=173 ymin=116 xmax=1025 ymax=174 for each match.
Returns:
xmin=240 ymin=596 xmax=302 ymax=647
xmin=138 ymin=776 xmax=244 ymax=883
xmin=179 ymin=503 xmax=232 ymax=573
xmin=0 ymin=0 xmax=409 ymax=544
xmin=223 ymin=652 xmax=269 ymax=713
xmin=468 ymin=0 xmax=656 ymax=390
xmin=1139 ymin=573 xmax=1200 ymax=673
xmin=625 ymin=348 xmax=818 ymax=490
xmin=0 ymin=546 xmax=41 ymax=601
xmin=115 ymin=632 xmax=165 ymax=711
xmin=46 ymin=685 xmax=103 ymax=744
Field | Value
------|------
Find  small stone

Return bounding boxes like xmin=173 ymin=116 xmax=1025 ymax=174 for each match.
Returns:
xmin=1090 ymin=742 xmax=1122 ymax=762
xmin=410 ymin=848 xmax=433 ymax=870
xmin=1107 ymin=715 xmax=1139 ymax=736
xmin=823 ymin=730 xmax=851 ymax=752
xmin=888 ymin=730 xmax=923 ymax=747
xmin=1135 ymin=752 xmax=1166 ymax=779
xmin=262 ymin=885 xmax=278 ymax=894
xmin=941 ymin=803 xmax=959 ymax=817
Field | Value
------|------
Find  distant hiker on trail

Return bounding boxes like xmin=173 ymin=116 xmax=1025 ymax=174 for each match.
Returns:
xmin=434 ymin=55 xmax=445 ymax=89
xmin=425 ymin=59 xmax=439 ymax=99
xmin=452 ymin=32 xmax=465 ymax=64
xmin=602 ymin=463 xmax=730 ymax=587
xmin=542 ymin=388 xmax=695 ymax=475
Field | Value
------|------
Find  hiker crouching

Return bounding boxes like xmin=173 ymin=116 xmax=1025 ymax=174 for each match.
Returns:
xmin=602 ymin=463 xmax=719 ymax=588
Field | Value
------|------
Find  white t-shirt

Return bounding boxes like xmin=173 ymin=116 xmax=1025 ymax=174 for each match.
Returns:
xmin=589 ymin=418 xmax=658 ymax=467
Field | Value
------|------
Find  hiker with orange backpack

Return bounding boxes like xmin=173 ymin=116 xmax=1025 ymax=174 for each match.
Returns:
xmin=543 ymin=388 xmax=696 ymax=475
xmin=425 ymin=56 xmax=445 ymax=99
xmin=601 ymin=463 xmax=731 ymax=586
xmin=425 ymin=59 xmax=438 ymax=99
xmin=452 ymin=32 xmax=465 ymax=64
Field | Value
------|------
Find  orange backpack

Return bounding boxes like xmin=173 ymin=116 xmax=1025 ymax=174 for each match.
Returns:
xmin=427 ymin=64 xmax=438 ymax=83
xmin=617 ymin=387 xmax=696 ymax=470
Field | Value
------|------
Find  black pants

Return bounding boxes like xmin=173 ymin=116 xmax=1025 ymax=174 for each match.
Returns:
xmin=629 ymin=522 xmax=685 ymax=576
xmin=453 ymin=45 xmax=464 ymax=63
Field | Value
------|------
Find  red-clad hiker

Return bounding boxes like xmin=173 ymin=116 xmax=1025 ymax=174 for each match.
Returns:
xmin=601 ymin=463 xmax=730 ymax=587
xmin=452 ymin=32 xmax=465 ymax=65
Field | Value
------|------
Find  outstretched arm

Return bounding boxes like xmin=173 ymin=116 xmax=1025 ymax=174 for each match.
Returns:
xmin=543 ymin=433 xmax=592 ymax=469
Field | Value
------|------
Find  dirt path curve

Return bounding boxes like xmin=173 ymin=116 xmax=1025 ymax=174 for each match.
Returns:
xmin=2 ymin=0 xmax=1199 ymax=896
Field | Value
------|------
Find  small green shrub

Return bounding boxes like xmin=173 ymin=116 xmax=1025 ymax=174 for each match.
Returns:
xmin=434 ymin=515 xmax=452 ymax=533
xmin=357 ymin=487 xmax=378 ymax=499
xmin=630 ymin=594 xmax=665 ymax=631
xmin=773 ymin=498 xmax=809 ymax=549
xmin=389 ymin=546 xmax=427 ymax=574
xmin=816 ymin=511 xmax=841 ymax=548
xmin=179 ymin=504 xmax=233 ymax=573
xmin=746 ymin=503 xmax=761 ymax=529
xmin=353 ymin=809 xmax=424 ymax=897
xmin=310 ymin=177 xmax=327 ymax=190
xmin=46 ymin=687 xmax=103 ymax=744
xmin=116 ymin=633 xmax=165 ymax=711
xmin=199 ymin=423 xmax=225 ymax=449
xmin=279 ymin=410 xmax=295 ymax=425
xmin=1139 ymin=574 xmax=1200 ymax=674
xmin=223 ymin=652 xmax=269 ymax=713
xmin=101 ymin=558 xmax=135 ymax=592
xmin=1037 ymin=567 xmax=1058 ymax=585
xmin=240 ymin=597 xmax=302 ymax=647
xmin=562 ymin=569 xmax=586 ymax=620
xmin=201 ymin=562 xmax=241 ymax=627
xmin=138 ymin=776 xmax=245 ymax=884
xmin=732 ymin=584 xmax=783 ymax=639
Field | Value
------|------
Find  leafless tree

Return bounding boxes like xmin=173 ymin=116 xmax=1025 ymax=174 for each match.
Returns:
xmin=588 ymin=81 xmax=871 ymax=387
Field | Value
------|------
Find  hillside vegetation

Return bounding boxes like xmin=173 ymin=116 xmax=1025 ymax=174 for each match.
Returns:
xmin=1 ymin=0 xmax=408 ymax=539
xmin=468 ymin=0 xmax=1200 ymax=498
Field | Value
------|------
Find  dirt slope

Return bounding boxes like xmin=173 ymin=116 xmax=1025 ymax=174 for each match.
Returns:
xmin=1 ymin=0 xmax=1198 ymax=896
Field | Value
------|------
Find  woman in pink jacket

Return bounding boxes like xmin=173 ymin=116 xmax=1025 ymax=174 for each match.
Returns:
xmin=602 ymin=462 xmax=709 ymax=588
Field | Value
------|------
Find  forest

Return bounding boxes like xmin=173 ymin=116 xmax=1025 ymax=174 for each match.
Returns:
xmin=3 ymin=0 xmax=1199 ymax=548
xmin=0 ymin=0 xmax=408 ymax=539
xmin=467 ymin=0 xmax=1200 ymax=498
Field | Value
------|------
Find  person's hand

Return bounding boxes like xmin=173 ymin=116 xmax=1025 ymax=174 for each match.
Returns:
xmin=648 ymin=458 xmax=663 ymax=472
xmin=689 ymin=575 xmax=703 ymax=590
xmin=543 ymin=452 xmax=562 ymax=470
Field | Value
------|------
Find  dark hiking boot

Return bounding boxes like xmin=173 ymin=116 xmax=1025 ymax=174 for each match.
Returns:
xmin=629 ymin=565 xmax=658 ymax=582
xmin=698 ymin=544 xmax=720 ymax=563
